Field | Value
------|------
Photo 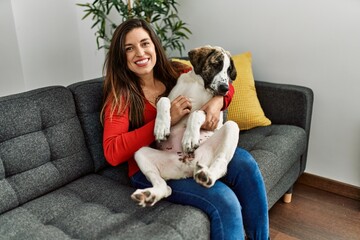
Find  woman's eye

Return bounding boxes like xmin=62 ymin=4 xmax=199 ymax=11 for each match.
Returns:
xmin=142 ymin=42 xmax=150 ymax=47
xmin=125 ymin=47 xmax=133 ymax=52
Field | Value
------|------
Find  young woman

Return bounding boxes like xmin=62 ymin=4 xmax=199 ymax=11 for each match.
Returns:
xmin=101 ymin=18 xmax=269 ymax=240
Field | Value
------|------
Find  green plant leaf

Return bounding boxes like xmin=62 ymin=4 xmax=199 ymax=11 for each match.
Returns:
xmin=77 ymin=0 xmax=191 ymax=53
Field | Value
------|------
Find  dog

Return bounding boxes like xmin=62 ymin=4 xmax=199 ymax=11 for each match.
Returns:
xmin=131 ymin=45 xmax=240 ymax=207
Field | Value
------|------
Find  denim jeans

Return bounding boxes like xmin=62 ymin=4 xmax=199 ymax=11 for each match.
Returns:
xmin=130 ymin=147 xmax=269 ymax=240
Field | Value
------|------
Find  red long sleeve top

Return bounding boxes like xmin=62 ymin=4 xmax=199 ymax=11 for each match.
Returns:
xmin=102 ymin=74 xmax=235 ymax=177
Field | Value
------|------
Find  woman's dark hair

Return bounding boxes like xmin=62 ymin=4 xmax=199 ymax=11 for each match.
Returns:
xmin=101 ymin=19 xmax=179 ymax=129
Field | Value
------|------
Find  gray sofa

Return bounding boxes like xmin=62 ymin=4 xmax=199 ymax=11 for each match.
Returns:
xmin=0 ymin=77 xmax=313 ymax=239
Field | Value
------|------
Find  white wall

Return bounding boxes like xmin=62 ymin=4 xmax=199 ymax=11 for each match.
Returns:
xmin=177 ymin=0 xmax=360 ymax=186
xmin=0 ymin=0 xmax=104 ymax=96
xmin=74 ymin=1 xmax=106 ymax=80
xmin=0 ymin=0 xmax=25 ymax=96
xmin=1 ymin=0 xmax=359 ymax=186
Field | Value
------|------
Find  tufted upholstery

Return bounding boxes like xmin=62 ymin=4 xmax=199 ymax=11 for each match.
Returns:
xmin=255 ymin=81 xmax=314 ymax=174
xmin=0 ymin=87 xmax=93 ymax=214
xmin=238 ymin=125 xmax=306 ymax=207
xmin=240 ymin=125 xmax=306 ymax=190
xmin=0 ymin=174 xmax=208 ymax=239
xmin=69 ymin=79 xmax=107 ymax=172
xmin=0 ymin=84 xmax=209 ymax=239
xmin=0 ymin=78 xmax=313 ymax=239
xmin=68 ymin=78 xmax=131 ymax=185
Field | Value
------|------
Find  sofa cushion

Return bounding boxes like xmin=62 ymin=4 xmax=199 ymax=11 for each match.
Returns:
xmin=227 ymin=52 xmax=271 ymax=130
xmin=0 ymin=87 xmax=94 ymax=214
xmin=238 ymin=125 xmax=307 ymax=193
xmin=0 ymin=174 xmax=209 ymax=239
xmin=68 ymin=79 xmax=107 ymax=172
xmin=68 ymin=79 xmax=131 ymax=185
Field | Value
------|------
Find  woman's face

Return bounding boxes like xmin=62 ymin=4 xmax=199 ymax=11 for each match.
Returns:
xmin=124 ymin=27 xmax=157 ymax=79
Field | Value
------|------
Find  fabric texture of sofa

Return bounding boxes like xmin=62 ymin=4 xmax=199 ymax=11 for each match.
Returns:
xmin=0 ymin=77 xmax=313 ymax=239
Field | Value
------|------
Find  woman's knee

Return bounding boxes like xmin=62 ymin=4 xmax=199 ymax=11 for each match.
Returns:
xmin=230 ymin=148 xmax=260 ymax=173
xmin=210 ymin=183 xmax=242 ymax=211
xmin=169 ymin=179 xmax=242 ymax=219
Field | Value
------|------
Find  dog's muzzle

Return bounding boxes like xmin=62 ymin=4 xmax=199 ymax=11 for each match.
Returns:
xmin=218 ymin=84 xmax=229 ymax=95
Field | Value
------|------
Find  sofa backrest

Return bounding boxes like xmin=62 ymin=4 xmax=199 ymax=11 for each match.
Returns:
xmin=0 ymin=86 xmax=94 ymax=214
xmin=68 ymin=78 xmax=107 ymax=172
xmin=68 ymin=78 xmax=132 ymax=186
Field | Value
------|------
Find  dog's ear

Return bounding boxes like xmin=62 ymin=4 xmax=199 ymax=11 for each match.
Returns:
xmin=188 ymin=47 xmax=215 ymax=75
xmin=229 ymin=57 xmax=237 ymax=81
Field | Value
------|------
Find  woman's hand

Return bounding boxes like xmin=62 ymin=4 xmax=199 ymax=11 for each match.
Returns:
xmin=200 ymin=96 xmax=224 ymax=131
xmin=170 ymin=95 xmax=192 ymax=126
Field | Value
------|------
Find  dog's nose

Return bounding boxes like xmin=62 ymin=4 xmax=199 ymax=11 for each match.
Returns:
xmin=218 ymin=84 xmax=229 ymax=95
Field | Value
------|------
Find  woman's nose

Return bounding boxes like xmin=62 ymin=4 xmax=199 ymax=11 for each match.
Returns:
xmin=135 ymin=47 xmax=145 ymax=56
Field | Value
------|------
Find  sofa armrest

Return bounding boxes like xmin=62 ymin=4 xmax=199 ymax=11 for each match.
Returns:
xmin=255 ymin=80 xmax=314 ymax=173
xmin=255 ymin=81 xmax=314 ymax=129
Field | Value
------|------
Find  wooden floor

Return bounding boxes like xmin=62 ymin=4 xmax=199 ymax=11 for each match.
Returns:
xmin=269 ymin=183 xmax=360 ymax=240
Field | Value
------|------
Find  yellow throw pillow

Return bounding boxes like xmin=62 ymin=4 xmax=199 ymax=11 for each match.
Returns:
xmin=171 ymin=58 xmax=191 ymax=66
xmin=227 ymin=52 xmax=271 ymax=130
xmin=172 ymin=53 xmax=271 ymax=130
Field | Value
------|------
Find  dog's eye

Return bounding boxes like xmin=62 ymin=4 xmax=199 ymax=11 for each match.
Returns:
xmin=210 ymin=61 xmax=222 ymax=71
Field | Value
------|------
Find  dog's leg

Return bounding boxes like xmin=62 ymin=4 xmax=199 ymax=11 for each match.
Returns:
xmin=132 ymin=147 xmax=172 ymax=207
xmin=154 ymin=97 xmax=171 ymax=141
xmin=131 ymin=171 xmax=171 ymax=207
xmin=182 ymin=110 xmax=206 ymax=154
xmin=132 ymin=147 xmax=193 ymax=207
xmin=208 ymin=122 xmax=239 ymax=180
xmin=194 ymin=121 xmax=239 ymax=188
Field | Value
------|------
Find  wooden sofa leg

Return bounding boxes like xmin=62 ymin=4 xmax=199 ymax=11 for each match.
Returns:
xmin=283 ymin=187 xmax=293 ymax=203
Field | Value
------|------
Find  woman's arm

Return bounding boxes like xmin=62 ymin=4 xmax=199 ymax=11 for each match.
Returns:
xmin=102 ymin=104 xmax=155 ymax=166
xmin=201 ymin=83 xmax=234 ymax=130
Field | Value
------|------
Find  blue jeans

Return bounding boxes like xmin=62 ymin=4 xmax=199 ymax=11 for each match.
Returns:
xmin=130 ymin=147 xmax=269 ymax=240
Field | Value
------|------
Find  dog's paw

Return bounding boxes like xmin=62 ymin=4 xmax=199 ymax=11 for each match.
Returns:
xmin=182 ymin=130 xmax=200 ymax=153
xmin=154 ymin=121 xmax=171 ymax=141
xmin=194 ymin=163 xmax=215 ymax=188
xmin=182 ymin=152 xmax=195 ymax=163
xmin=131 ymin=187 xmax=172 ymax=207
xmin=131 ymin=189 xmax=156 ymax=207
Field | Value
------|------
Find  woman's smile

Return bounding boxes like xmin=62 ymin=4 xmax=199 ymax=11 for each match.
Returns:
xmin=135 ymin=58 xmax=150 ymax=66
xmin=125 ymin=28 xmax=157 ymax=78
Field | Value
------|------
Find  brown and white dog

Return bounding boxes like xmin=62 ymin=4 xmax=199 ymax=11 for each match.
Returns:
xmin=131 ymin=46 xmax=240 ymax=207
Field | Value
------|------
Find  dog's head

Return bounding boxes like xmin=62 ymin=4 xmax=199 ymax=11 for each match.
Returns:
xmin=188 ymin=45 xmax=237 ymax=96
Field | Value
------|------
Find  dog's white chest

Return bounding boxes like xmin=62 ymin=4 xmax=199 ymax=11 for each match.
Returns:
xmin=168 ymin=71 xmax=213 ymax=111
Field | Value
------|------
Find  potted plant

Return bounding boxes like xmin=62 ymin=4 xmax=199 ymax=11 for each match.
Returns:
xmin=77 ymin=0 xmax=192 ymax=56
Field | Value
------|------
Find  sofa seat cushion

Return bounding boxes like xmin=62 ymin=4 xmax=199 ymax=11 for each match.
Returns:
xmin=238 ymin=125 xmax=307 ymax=193
xmin=0 ymin=86 xmax=94 ymax=214
xmin=0 ymin=174 xmax=209 ymax=240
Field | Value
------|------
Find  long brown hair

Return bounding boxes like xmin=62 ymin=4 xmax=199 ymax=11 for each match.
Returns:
xmin=101 ymin=19 xmax=179 ymax=129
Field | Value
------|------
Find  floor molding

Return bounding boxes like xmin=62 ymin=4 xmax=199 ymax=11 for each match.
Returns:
xmin=297 ymin=173 xmax=360 ymax=201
